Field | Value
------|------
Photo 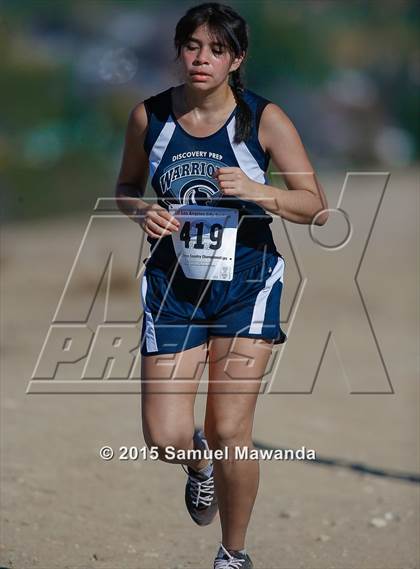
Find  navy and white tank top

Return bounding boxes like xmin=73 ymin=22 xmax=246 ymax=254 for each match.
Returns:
xmin=143 ymin=85 xmax=278 ymax=273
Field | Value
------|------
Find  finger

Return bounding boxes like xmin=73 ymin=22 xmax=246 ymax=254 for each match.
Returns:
xmin=150 ymin=212 xmax=179 ymax=231
xmin=213 ymin=167 xmax=239 ymax=176
xmin=147 ymin=219 xmax=175 ymax=236
xmin=216 ymin=174 xmax=238 ymax=181
xmin=145 ymin=228 xmax=163 ymax=239
xmin=140 ymin=221 xmax=162 ymax=239
xmin=219 ymin=181 xmax=236 ymax=189
xmin=219 ymin=186 xmax=235 ymax=195
xmin=158 ymin=208 xmax=180 ymax=225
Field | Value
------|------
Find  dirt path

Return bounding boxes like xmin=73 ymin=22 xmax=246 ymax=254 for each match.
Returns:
xmin=1 ymin=169 xmax=419 ymax=568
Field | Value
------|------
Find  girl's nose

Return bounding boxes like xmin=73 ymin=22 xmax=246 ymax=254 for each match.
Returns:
xmin=194 ymin=47 xmax=210 ymax=64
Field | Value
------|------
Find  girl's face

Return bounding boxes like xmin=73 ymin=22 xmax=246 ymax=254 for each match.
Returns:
xmin=179 ymin=24 xmax=243 ymax=89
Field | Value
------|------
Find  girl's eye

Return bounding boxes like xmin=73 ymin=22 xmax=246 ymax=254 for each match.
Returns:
xmin=213 ymin=49 xmax=224 ymax=56
xmin=185 ymin=44 xmax=197 ymax=51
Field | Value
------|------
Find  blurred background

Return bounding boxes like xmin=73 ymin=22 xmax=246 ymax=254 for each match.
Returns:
xmin=1 ymin=0 xmax=419 ymax=222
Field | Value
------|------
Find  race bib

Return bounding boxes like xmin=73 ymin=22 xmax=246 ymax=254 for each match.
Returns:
xmin=169 ymin=204 xmax=238 ymax=281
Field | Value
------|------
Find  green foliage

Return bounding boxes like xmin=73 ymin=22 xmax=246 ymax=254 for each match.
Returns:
xmin=1 ymin=0 xmax=419 ymax=221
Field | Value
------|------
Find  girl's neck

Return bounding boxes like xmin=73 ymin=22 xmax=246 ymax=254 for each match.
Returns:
xmin=178 ymin=82 xmax=235 ymax=116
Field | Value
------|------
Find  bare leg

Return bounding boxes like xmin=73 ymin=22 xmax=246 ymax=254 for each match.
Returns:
xmin=204 ymin=336 xmax=273 ymax=551
xmin=141 ymin=342 xmax=210 ymax=471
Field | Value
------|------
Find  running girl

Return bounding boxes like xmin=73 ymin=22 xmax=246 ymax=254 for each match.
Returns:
xmin=115 ymin=3 xmax=328 ymax=567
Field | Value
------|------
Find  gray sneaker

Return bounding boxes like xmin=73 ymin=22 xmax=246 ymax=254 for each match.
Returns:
xmin=182 ymin=429 xmax=218 ymax=526
xmin=214 ymin=543 xmax=254 ymax=568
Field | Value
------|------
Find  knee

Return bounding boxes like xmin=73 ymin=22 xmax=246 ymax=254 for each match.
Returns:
xmin=143 ymin=425 xmax=193 ymax=461
xmin=206 ymin=419 xmax=252 ymax=450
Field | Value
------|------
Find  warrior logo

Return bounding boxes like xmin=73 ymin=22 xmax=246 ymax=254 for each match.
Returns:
xmin=158 ymin=158 xmax=225 ymax=208
xmin=179 ymin=179 xmax=221 ymax=206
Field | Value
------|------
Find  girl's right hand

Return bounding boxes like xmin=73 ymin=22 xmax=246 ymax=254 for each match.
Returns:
xmin=135 ymin=203 xmax=180 ymax=238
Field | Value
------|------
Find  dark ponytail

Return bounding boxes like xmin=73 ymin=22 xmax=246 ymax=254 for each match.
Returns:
xmin=174 ymin=2 xmax=252 ymax=144
xmin=230 ymin=68 xmax=252 ymax=143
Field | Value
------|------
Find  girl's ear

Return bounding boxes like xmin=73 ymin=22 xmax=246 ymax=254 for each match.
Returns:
xmin=229 ymin=52 xmax=245 ymax=73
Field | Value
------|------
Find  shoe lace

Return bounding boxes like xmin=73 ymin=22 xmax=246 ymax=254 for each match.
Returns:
xmin=214 ymin=544 xmax=246 ymax=569
xmin=182 ymin=464 xmax=215 ymax=507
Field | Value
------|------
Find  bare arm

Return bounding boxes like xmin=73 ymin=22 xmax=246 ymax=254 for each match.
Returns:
xmin=257 ymin=103 xmax=329 ymax=225
xmin=115 ymin=103 xmax=179 ymax=236
xmin=115 ymin=103 xmax=149 ymax=217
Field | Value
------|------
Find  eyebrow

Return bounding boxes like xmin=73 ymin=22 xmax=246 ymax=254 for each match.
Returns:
xmin=187 ymin=37 xmax=224 ymax=47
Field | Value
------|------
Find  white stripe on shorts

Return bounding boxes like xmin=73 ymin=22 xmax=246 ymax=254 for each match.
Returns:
xmin=248 ymin=256 xmax=285 ymax=335
xmin=141 ymin=273 xmax=158 ymax=353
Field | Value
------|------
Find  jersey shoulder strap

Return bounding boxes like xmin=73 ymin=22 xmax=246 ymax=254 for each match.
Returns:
xmin=143 ymin=87 xmax=172 ymax=155
xmin=242 ymin=88 xmax=271 ymax=132
xmin=240 ymin=89 xmax=272 ymax=170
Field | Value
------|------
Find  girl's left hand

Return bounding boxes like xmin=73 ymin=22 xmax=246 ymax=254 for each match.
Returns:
xmin=212 ymin=167 xmax=257 ymax=201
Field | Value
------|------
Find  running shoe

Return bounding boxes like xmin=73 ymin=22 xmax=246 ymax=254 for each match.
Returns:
xmin=214 ymin=543 xmax=254 ymax=568
xmin=182 ymin=428 xmax=218 ymax=526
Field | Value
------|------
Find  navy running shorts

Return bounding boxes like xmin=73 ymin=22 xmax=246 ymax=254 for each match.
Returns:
xmin=140 ymin=252 xmax=287 ymax=356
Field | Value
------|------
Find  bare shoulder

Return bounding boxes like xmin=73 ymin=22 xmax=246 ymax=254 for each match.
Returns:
xmin=259 ymin=102 xmax=299 ymax=152
xmin=128 ymin=101 xmax=148 ymax=136
xmin=116 ymin=101 xmax=150 ymax=188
